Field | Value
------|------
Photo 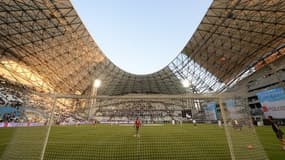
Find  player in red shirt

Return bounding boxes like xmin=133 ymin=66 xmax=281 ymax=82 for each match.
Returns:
xmin=134 ymin=117 xmax=141 ymax=137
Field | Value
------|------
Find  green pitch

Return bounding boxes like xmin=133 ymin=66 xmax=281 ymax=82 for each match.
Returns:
xmin=0 ymin=124 xmax=284 ymax=160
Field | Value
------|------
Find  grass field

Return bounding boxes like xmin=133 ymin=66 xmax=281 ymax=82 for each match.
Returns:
xmin=0 ymin=124 xmax=284 ymax=160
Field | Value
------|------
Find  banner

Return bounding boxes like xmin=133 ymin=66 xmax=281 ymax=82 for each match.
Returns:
xmin=256 ymin=87 xmax=285 ymax=119
xmin=205 ymin=102 xmax=217 ymax=120
xmin=224 ymin=99 xmax=244 ymax=120
xmin=0 ymin=122 xmax=44 ymax=128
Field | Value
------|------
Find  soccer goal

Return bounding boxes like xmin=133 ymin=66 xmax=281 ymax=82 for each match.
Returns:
xmin=0 ymin=91 xmax=268 ymax=160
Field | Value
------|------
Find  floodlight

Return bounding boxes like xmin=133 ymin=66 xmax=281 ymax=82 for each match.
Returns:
xmin=181 ymin=79 xmax=190 ymax=88
xmin=93 ymin=79 xmax=101 ymax=88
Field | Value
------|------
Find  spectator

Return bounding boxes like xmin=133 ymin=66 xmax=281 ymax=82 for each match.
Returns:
xmin=268 ymin=116 xmax=285 ymax=150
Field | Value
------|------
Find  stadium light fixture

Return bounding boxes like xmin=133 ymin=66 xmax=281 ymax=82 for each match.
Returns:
xmin=181 ymin=79 xmax=191 ymax=88
xmin=93 ymin=79 xmax=101 ymax=88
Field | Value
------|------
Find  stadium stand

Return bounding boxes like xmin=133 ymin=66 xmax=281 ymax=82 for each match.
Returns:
xmin=0 ymin=0 xmax=285 ymax=159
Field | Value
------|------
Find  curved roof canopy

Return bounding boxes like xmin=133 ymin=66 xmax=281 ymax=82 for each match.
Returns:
xmin=0 ymin=0 xmax=285 ymax=96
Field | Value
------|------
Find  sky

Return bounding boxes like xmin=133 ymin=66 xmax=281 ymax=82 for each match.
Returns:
xmin=71 ymin=0 xmax=213 ymax=75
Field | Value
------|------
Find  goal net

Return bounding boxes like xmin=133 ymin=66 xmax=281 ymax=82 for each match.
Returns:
xmin=0 ymin=92 xmax=268 ymax=160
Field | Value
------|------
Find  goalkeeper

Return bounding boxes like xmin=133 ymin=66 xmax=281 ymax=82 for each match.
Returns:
xmin=134 ymin=117 xmax=141 ymax=137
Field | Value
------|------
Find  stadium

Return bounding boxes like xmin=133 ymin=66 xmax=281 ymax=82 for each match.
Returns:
xmin=0 ymin=0 xmax=285 ymax=160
